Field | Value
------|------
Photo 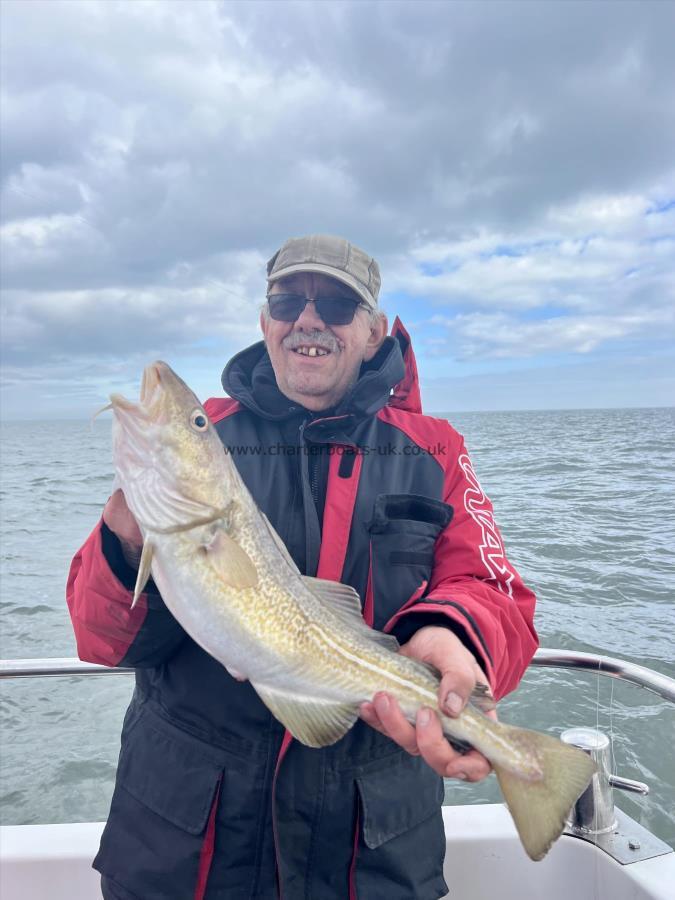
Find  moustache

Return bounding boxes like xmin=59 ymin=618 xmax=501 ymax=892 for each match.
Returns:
xmin=283 ymin=330 xmax=340 ymax=353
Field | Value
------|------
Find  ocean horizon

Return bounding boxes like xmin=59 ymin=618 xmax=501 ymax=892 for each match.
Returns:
xmin=2 ymin=403 xmax=674 ymax=424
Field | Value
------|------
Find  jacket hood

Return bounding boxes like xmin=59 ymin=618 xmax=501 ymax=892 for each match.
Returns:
xmin=221 ymin=317 xmax=422 ymax=422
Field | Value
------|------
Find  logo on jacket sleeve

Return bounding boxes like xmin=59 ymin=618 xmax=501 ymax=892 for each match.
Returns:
xmin=459 ymin=454 xmax=515 ymax=599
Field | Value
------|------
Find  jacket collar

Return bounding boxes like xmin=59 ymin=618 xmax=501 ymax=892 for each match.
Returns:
xmin=221 ymin=319 xmax=421 ymax=429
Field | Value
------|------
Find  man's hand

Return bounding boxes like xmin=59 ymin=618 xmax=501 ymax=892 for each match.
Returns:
xmin=359 ymin=626 xmax=496 ymax=781
xmin=103 ymin=489 xmax=143 ymax=567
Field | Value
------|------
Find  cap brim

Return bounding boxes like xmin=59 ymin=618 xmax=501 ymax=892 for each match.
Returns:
xmin=267 ymin=262 xmax=376 ymax=309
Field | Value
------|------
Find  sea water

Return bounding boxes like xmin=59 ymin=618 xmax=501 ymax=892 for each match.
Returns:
xmin=1 ymin=408 xmax=674 ymax=844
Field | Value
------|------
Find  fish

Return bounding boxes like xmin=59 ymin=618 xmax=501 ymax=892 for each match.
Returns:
xmin=104 ymin=360 xmax=596 ymax=862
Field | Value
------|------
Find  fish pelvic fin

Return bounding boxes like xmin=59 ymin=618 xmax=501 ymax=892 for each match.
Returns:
xmin=492 ymin=726 xmax=596 ymax=861
xmin=252 ymin=683 xmax=359 ymax=748
xmin=131 ymin=539 xmax=154 ymax=609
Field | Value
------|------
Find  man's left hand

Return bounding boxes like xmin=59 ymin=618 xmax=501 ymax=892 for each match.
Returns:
xmin=359 ymin=626 xmax=495 ymax=781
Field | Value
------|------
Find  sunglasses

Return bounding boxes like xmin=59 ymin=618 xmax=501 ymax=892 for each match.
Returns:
xmin=267 ymin=293 xmax=368 ymax=326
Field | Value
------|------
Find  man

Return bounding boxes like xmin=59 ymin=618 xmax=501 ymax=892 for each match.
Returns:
xmin=67 ymin=235 xmax=538 ymax=900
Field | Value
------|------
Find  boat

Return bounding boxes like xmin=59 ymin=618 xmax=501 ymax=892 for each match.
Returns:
xmin=1 ymin=649 xmax=674 ymax=900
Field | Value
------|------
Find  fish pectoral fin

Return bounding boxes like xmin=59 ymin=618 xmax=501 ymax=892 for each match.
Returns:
xmin=202 ymin=530 xmax=259 ymax=590
xmin=131 ymin=539 xmax=154 ymax=609
xmin=252 ymin=684 xmax=359 ymax=748
xmin=492 ymin=725 xmax=596 ymax=861
xmin=302 ymin=576 xmax=400 ymax=652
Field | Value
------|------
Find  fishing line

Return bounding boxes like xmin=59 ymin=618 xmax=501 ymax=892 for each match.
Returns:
xmin=593 ymin=662 xmax=602 ymax=900
xmin=608 ymin=678 xmax=616 ymax=788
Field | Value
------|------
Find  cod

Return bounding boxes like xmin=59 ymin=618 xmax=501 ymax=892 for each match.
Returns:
xmin=105 ymin=361 xmax=595 ymax=862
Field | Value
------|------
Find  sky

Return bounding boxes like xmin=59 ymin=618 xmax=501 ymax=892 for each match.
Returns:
xmin=1 ymin=0 xmax=674 ymax=420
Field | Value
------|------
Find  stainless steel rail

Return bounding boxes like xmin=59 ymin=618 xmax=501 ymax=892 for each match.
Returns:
xmin=532 ymin=649 xmax=675 ymax=704
xmin=1 ymin=650 xmax=674 ymax=702
xmin=0 ymin=658 xmax=133 ymax=678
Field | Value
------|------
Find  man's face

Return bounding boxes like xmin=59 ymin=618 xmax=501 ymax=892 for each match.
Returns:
xmin=260 ymin=272 xmax=388 ymax=411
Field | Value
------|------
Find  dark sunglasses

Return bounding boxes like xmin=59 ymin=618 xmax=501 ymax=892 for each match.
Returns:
xmin=267 ymin=293 xmax=367 ymax=326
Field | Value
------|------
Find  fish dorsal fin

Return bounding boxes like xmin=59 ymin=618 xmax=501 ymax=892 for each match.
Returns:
xmin=302 ymin=576 xmax=362 ymax=617
xmin=261 ymin=512 xmax=300 ymax=574
xmin=202 ymin=529 xmax=258 ymax=590
xmin=469 ymin=681 xmax=497 ymax=714
xmin=131 ymin=539 xmax=154 ymax=610
xmin=302 ymin=576 xmax=400 ymax=652
xmin=252 ymin=682 xmax=359 ymax=748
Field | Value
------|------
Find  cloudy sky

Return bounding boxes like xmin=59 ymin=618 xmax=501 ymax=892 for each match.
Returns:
xmin=1 ymin=0 xmax=674 ymax=419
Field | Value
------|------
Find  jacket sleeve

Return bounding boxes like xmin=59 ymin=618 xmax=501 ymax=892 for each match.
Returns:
xmin=386 ymin=427 xmax=538 ymax=700
xmin=66 ymin=518 xmax=186 ymax=668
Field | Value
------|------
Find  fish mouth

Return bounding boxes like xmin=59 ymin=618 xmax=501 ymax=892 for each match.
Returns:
xmin=140 ymin=361 xmax=194 ymax=411
xmin=140 ymin=361 xmax=162 ymax=406
xmin=139 ymin=360 xmax=177 ymax=412
xmin=100 ymin=361 xmax=195 ymax=434
xmin=108 ymin=361 xmax=173 ymax=420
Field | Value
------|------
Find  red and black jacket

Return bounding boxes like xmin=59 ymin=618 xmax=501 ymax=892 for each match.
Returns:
xmin=67 ymin=320 xmax=538 ymax=900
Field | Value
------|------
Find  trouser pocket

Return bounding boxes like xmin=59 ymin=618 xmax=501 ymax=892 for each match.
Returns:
xmin=354 ymin=754 xmax=448 ymax=900
xmin=94 ymin=711 xmax=223 ymax=900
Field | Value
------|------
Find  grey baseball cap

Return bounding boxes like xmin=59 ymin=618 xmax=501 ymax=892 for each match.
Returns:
xmin=266 ymin=235 xmax=381 ymax=309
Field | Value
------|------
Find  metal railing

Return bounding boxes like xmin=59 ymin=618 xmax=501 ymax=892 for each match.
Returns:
xmin=0 ymin=658 xmax=133 ymax=678
xmin=531 ymin=649 xmax=675 ymax=703
xmin=1 ymin=649 xmax=674 ymax=703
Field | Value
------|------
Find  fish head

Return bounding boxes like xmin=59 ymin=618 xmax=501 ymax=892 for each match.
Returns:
xmin=109 ymin=361 xmax=233 ymax=533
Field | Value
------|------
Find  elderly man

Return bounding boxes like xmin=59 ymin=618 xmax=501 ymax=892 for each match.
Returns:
xmin=67 ymin=235 xmax=537 ymax=900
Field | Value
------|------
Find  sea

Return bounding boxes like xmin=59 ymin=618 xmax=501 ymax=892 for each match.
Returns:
xmin=1 ymin=408 xmax=674 ymax=846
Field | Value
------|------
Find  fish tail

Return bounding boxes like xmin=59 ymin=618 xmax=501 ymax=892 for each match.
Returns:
xmin=491 ymin=725 xmax=596 ymax=861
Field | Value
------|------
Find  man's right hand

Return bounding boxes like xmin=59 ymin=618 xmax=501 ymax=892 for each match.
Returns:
xmin=103 ymin=488 xmax=143 ymax=567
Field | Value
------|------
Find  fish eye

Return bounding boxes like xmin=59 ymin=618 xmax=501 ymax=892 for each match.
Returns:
xmin=190 ymin=410 xmax=209 ymax=431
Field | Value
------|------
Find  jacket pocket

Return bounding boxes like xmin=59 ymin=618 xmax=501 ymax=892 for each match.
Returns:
xmin=94 ymin=711 xmax=223 ymax=900
xmin=369 ymin=494 xmax=453 ymax=630
xmin=354 ymin=755 xmax=448 ymax=900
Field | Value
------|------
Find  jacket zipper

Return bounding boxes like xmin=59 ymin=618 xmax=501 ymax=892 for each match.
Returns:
xmin=298 ymin=420 xmax=322 ymax=576
xmin=309 ymin=445 xmax=322 ymax=512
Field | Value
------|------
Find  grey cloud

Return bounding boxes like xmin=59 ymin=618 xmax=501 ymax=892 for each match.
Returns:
xmin=1 ymin=252 xmax=262 ymax=368
xmin=1 ymin=0 xmax=674 ymax=418
xmin=3 ymin=166 xmax=85 ymax=221
xmin=441 ymin=308 xmax=675 ymax=360
xmin=0 ymin=355 xmax=227 ymax=421
xmin=3 ymin=0 xmax=675 ymax=284
xmin=231 ymin=1 xmax=675 ymax=232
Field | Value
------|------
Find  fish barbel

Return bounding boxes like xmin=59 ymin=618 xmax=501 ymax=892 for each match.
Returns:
xmin=106 ymin=361 xmax=595 ymax=862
